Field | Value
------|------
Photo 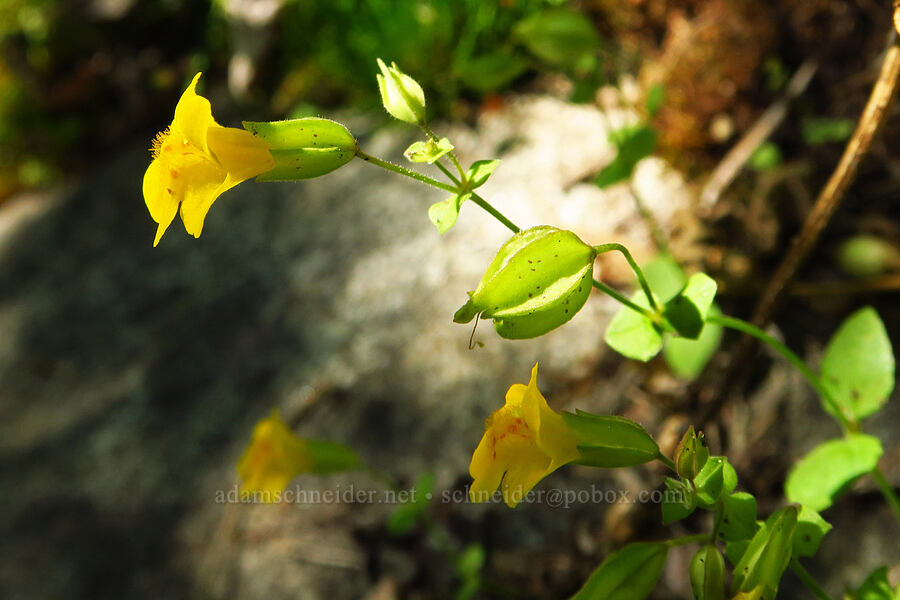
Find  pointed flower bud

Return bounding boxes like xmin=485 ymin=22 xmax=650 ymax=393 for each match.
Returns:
xmin=454 ymin=226 xmax=597 ymax=339
xmin=376 ymin=58 xmax=426 ymax=124
xmin=674 ymin=425 xmax=709 ymax=479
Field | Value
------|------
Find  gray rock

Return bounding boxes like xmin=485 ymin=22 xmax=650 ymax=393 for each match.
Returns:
xmin=0 ymin=95 xmax=695 ymax=599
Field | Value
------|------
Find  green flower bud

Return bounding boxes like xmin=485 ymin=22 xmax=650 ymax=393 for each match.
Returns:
xmin=690 ymin=544 xmax=725 ymax=600
xmin=454 ymin=226 xmax=597 ymax=339
xmin=376 ymin=58 xmax=426 ymax=125
xmin=674 ymin=426 xmax=710 ymax=479
xmin=242 ymin=118 xmax=357 ymax=180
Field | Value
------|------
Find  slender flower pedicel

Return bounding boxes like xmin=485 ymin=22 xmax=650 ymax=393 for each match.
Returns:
xmin=469 ymin=364 xmax=580 ymax=507
xmin=143 ymin=73 xmax=275 ymax=246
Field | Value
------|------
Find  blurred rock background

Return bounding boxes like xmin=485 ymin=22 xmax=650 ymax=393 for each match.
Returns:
xmin=1 ymin=1 xmax=898 ymax=599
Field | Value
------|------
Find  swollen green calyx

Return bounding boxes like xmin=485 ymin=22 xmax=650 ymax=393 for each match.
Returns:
xmin=454 ymin=226 xmax=597 ymax=339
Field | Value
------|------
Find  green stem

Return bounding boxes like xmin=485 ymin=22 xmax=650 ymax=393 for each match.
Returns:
xmin=360 ymin=145 xmax=666 ymax=323
xmin=710 ymin=499 xmax=725 ymax=542
xmin=470 ymin=192 xmax=520 ymax=233
xmin=591 ymin=278 xmax=657 ymax=320
xmin=870 ymin=467 xmax=900 ymax=526
xmin=628 ymin=182 xmax=669 ymax=254
xmin=706 ymin=314 xmax=851 ymax=431
xmin=356 ymin=149 xmax=458 ymax=194
xmin=593 ymin=243 xmax=660 ymax=312
xmin=664 ymin=533 xmax=709 ymax=548
xmin=434 ymin=160 xmax=461 ymax=187
xmin=421 ymin=124 xmax=467 ymax=181
xmin=656 ymin=452 xmax=678 ymax=473
xmin=790 ymin=559 xmax=835 ymax=600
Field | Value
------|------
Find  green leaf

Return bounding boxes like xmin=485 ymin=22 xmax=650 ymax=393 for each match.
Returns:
xmin=723 ymin=457 xmax=738 ymax=494
xmin=694 ymin=456 xmax=725 ymax=507
xmin=641 ymin=252 xmax=687 ymax=301
xmin=690 ymin=544 xmax=726 ymax=600
xmin=731 ymin=506 xmax=798 ymax=599
xmin=679 ymin=273 xmax=717 ymax=319
xmin=564 ymin=411 xmax=660 ymax=468
xmin=662 ymin=273 xmax=717 ymax=339
xmin=604 ymin=292 xmax=663 ymax=361
xmin=387 ymin=472 xmax=435 ymax=535
xmin=802 ymin=117 xmax=855 ymax=146
xmin=242 ymin=118 xmax=358 ymax=181
xmin=664 ymin=306 xmax=723 ymax=379
xmin=428 ymin=193 xmax=470 ymax=234
xmin=595 ymin=124 xmax=657 ymax=189
xmin=570 ymin=542 xmax=668 ymax=600
xmin=404 ymin=137 xmax=454 ymax=164
xmin=837 ymin=235 xmax=899 ymax=278
xmin=466 ymin=159 xmax=501 ymax=189
xmin=718 ymin=492 xmax=758 ymax=543
xmin=854 ymin=566 xmax=896 ymax=600
xmin=748 ymin=142 xmax=782 ymax=172
xmin=725 ymin=539 xmax=752 ymax=566
xmin=792 ymin=506 xmax=832 ymax=558
xmin=646 ymin=84 xmax=665 ymax=118
xmin=455 ymin=543 xmax=485 ymax=600
xmin=820 ymin=307 xmax=895 ymax=421
xmin=456 ymin=543 xmax=486 ymax=580
xmin=306 ymin=439 xmax=360 ymax=473
xmin=662 ymin=477 xmax=696 ymax=525
xmin=785 ymin=434 xmax=884 ymax=511
xmin=514 ymin=9 xmax=601 ymax=68
xmin=764 ymin=57 xmax=789 ymax=92
xmin=454 ymin=52 xmax=529 ymax=93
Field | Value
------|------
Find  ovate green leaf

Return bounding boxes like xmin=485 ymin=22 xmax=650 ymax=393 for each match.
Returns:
xmin=792 ymin=506 xmax=831 ymax=558
xmin=785 ymin=434 xmax=884 ymax=511
xmin=821 ymin=307 xmax=895 ymax=421
xmin=604 ymin=292 xmax=663 ymax=361
xmin=570 ymin=542 xmax=667 ymax=600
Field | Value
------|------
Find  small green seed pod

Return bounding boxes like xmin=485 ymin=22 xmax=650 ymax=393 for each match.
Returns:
xmin=454 ymin=226 xmax=597 ymax=339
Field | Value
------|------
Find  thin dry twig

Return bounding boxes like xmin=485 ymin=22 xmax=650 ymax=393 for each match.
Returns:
xmin=698 ymin=60 xmax=819 ymax=211
xmin=789 ymin=274 xmax=900 ymax=297
xmin=697 ymin=19 xmax=900 ymax=428
xmin=751 ymin=28 xmax=900 ymax=326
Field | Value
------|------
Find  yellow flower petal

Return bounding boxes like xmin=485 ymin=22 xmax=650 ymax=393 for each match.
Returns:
xmin=238 ymin=411 xmax=313 ymax=501
xmin=142 ymin=72 xmax=274 ymax=245
xmin=520 ymin=364 xmax=580 ymax=468
xmin=176 ymin=159 xmax=229 ymax=238
xmin=468 ymin=363 xmax=580 ymax=508
xmin=142 ymin=157 xmax=179 ymax=247
xmin=207 ymin=125 xmax=275 ymax=181
xmin=173 ymin=73 xmax=215 ymax=154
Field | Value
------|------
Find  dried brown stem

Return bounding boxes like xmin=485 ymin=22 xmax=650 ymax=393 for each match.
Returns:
xmin=699 ymin=59 xmax=818 ymax=211
xmin=697 ymin=19 xmax=900 ymax=428
xmin=751 ymin=30 xmax=900 ymax=326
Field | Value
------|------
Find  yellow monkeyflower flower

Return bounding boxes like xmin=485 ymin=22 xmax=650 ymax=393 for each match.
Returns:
xmin=469 ymin=364 xmax=580 ymax=508
xmin=237 ymin=410 xmax=313 ymax=501
xmin=143 ymin=72 xmax=275 ymax=246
